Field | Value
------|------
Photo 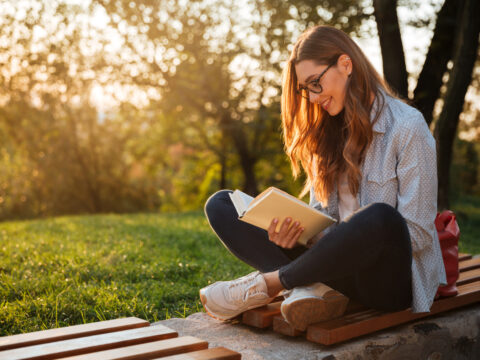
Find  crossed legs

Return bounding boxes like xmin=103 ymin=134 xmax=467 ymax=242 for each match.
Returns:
xmin=204 ymin=189 xmax=412 ymax=312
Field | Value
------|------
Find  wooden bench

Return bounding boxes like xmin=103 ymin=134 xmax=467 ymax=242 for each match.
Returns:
xmin=241 ymin=253 xmax=480 ymax=345
xmin=0 ymin=317 xmax=241 ymax=359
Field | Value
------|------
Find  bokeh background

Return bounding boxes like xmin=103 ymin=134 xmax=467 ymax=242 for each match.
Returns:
xmin=0 ymin=0 xmax=479 ymax=219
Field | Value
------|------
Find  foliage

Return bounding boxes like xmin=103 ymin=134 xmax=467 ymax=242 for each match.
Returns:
xmin=450 ymin=139 xmax=480 ymax=200
xmin=0 ymin=0 xmax=478 ymax=220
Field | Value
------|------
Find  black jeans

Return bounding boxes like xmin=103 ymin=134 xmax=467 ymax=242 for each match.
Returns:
xmin=204 ymin=190 xmax=413 ymax=311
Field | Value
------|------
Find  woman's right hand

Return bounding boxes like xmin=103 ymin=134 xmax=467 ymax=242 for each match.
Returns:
xmin=267 ymin=217 xmax=304 ymax=249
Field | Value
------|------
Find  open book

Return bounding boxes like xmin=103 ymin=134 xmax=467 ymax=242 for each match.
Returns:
xmin=229 ymin=187 xmax=336 ymax=246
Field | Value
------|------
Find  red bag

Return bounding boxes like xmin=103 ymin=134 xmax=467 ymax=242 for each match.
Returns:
xmin=435 ymin=210 xmax=460 ymax=299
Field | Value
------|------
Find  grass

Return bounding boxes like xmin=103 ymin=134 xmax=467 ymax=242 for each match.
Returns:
xmin=452 ymin=194 xmax=480 ymax=254
xmin=0 ymin=195 xmax=479 ymax=336
xmin=0 ymin=211 xmax=251 ymax=336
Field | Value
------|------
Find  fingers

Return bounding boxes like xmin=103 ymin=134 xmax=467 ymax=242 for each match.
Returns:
xmin=283 ymin=221 xmax=304 ymax=248
xmin=267 ymin=218 xmax=279 ymax=242
xmin=277 ymin=217 xmax=292 ymax=239
xmin=289 ymin=225 xmax=305 ymax=248
xmin=267 ymin=217 xmax=304 ymax=248
xmin=276 ymin=218 xmax=304 ymax=249
xmin=278 ymin=218 xmax=294 ymax=247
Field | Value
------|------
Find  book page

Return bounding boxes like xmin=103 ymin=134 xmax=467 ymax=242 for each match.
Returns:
xmin=237 ymin=191 xmax=254 ymax=209
xmin=229 ymin=190 xmax=254 ymax=216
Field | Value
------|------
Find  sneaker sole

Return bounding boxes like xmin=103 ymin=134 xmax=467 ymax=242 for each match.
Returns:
xmin=281 ymin=295 xmax=349 ymax=331
xmin=199 ymin=288 xmax=274 ymax=321
xmin=199 ymin=288 xmax=234 ymax=321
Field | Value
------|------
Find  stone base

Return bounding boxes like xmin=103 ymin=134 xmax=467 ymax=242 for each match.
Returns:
xmin=152 ymin=303 xmax=480 ymax=360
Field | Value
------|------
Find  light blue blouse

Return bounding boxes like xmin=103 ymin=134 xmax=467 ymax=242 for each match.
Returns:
xmin=310 ymin=91 xmax=447 ymax=313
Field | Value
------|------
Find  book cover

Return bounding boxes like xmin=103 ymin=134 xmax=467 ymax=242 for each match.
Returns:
xmin=229 ymin=187 xmax=336 ymax=245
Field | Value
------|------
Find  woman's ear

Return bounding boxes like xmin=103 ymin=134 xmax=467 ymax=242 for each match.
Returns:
xmin=338 ymin=54 xmax=352 ymax=77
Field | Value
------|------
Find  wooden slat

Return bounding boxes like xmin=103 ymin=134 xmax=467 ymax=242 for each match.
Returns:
xmin=241 ymin=302 xmax=281 ymax=328
xmin=154 ymin=347 xmax=241 ymax=360
xmin=0 ymin=325 xmax=177 ymax=360
xmin=307 ymin=281 xmax=480 ymax=345
xmin=459 ymin=257 xmax=480 ymax=272
xmin=457 ymin=267 xmax=480 ymax=286
xmin=58 ymin=336 xmax=208 ymax=360
xmin=272 ymin=315 xmax=303 ymax=337
xmin=0 ymin=317 xmax=149 ymax=352
xmin=343 ymin=301 xmax=367 ymax=314
xmin=459 ymin=253 xmax=472 ymax=262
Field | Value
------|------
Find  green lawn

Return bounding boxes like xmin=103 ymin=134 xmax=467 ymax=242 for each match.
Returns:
xmin=0 ymin=211 xmax=251 ymax=336
xmin=1 ymin=197 xmax=479 ymax=336
xmin=452 ymin=194 xmax=480 ymax=254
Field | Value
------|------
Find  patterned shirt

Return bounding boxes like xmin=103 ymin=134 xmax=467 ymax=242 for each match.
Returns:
xmin=309 ymin=91 xmax=447 ymax=313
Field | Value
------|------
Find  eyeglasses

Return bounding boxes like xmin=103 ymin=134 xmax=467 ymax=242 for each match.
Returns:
xmin=296 ymin=60 xmax=337 ymax=100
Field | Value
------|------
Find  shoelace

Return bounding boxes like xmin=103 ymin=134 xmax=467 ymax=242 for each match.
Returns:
xmin=224 ymin=274 xmax=262 ymax=304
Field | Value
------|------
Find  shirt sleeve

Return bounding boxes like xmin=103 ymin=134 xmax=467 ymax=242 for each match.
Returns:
xmin=396 ymin=114 xmax=438 ymax=254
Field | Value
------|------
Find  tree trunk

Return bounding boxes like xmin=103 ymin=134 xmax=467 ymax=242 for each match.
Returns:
xmin=373 ymin=0 xmax=409 ymax=98
xmin=219 ymin=140 xmax=227 ymax=189
xmin=413 ymin=0 xmax=460 ymax=125
xmin=239 ymin=154 xmax=258 ymax=195
xmin=434 ymin=0 xmax=480 ymax=210
xmin=220 ymin=113 xmax=259 ymax=195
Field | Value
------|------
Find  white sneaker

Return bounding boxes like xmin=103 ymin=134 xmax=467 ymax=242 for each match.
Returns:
xmin=280 ymin=282 xmax=349 ymax=331
xmin=199 ymin=271 xmax=274 ymax=321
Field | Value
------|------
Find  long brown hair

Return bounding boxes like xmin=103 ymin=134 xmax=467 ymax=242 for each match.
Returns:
xmin=282 ymin=25 xmax=391 ymax=206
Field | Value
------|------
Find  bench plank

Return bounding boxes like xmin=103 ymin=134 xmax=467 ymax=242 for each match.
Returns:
xmin=0 ymin=325 xmax=177 ymax=360
xmin=58 ymin=336 xmax=208 ymax=360
xmin=459 ymin=253 xmax=472 ymax=261
xmin=241 ymin=302 xmax=281 ymax=328
xmin=154 ymin=347 xmax=241 ymax=360
xmin=459 ymin=257 xmax=480 ymax=272
xmin=0 ymin=317 xmax=149 ymax=351
xmin=457 ymin=267 xmax=480 ymax=286
xmin=307 ymin=281 xmax=480 ymax=345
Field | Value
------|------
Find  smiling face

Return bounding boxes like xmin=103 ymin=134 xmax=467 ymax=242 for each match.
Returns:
xmin=295 ymin=55 xmax=352 ymax=116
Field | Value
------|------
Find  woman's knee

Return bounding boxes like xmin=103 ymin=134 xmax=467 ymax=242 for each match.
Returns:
xmin=363 ymin=203 xmax=411 ymax=253
xmin=204 ymin=189 xmax=234 ymax=220
xmin=367 ymin=203 xmax=407 ymax=232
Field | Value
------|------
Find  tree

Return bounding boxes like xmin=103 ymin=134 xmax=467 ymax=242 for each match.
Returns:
xmin=0 ymin=1 xmax=164 ymax=219
xmin=374 ymin=0 xmax=480 ymax=209
xmin=91 ymin=0 xmax=294 ymax=195
xmin=373 ymin=0 xmax=408 ymax=98
xmin=433 ymin=0 xmax=480 ymax=208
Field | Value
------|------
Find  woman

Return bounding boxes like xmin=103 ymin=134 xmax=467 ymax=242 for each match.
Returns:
xmin=199 ymin=25 xmax=447 ymax=331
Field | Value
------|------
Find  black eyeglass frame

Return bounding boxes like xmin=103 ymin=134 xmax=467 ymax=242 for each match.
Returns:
xmin=296 ymin=57 xmax=340 ymax=100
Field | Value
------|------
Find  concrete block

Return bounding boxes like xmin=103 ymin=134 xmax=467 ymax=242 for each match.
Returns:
xmin=152 ymin=303 xmax=480 ymax=359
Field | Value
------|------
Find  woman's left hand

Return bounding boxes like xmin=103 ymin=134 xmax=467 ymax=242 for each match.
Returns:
xmin=267 ymin=217 xmax=304 ymax=249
